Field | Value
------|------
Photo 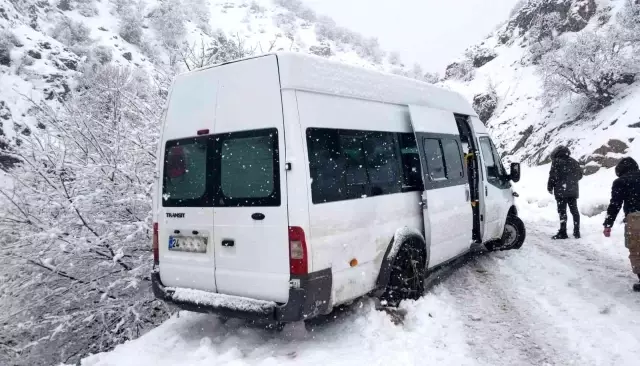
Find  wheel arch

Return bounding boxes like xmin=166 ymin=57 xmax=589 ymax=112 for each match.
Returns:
xmin=508 ymin=205 xmax=518 ymax=217
xmin=373 ymin=228 xmax=429 ymax=297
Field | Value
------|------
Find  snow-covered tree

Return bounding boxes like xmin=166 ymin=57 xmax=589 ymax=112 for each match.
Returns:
xmin=538 ymin=30 xmax=638 ymax=111
xmin=151 ymin=0 xmax=187 ymax=64
xmin=387 ymin=51 xmax=401 ymax=66
xmin=0 ymin=65 xmax=171 ymax=365
xmin=119 ymin=13 xmax=144 ymax=46
xmin=180 ymin=33 xmax=255 ymax=71
xmin=423 ymin=71 xmax=441 ymax=84
xmin=51 ymin=16 xmax=92 ymax=49
xmin=618 ymin=0 xmax=640 ymax=44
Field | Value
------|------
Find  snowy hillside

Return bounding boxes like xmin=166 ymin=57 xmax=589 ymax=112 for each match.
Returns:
xmin=0 ymin=0 xmax=423 ymax=170
xmin=442 ymin=0 xmax=640 ymax=175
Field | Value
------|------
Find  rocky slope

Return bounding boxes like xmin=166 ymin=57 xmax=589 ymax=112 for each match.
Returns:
xmin=442 ymin=0 xmax=640 ymax=175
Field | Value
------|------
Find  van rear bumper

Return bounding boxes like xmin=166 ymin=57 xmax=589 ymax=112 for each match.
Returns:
xmin=151 ymin=269 xmax=332 ymax=322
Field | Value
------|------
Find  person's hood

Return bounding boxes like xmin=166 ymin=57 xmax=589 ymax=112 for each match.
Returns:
xmin=551 ymin=145 xmax=571 ymax=160
xmin=615 ymin=157 xmax=639 ymax=177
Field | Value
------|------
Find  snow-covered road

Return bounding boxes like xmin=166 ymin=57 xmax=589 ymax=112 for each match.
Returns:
xmin=79 ymin=168 xmax=640 ymax=366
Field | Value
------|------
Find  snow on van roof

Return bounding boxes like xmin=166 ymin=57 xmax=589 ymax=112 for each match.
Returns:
xmin=275 ymin=52 xmax=477 ymax=116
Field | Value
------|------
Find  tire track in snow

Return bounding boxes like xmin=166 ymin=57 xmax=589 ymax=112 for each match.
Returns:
xmin=444 ymin=254 xmax=576 ymax=366
xmin=476 ymin=232 xmax=640 ymax=365
xmin=530 ymin=226 xmax=640 ymax=309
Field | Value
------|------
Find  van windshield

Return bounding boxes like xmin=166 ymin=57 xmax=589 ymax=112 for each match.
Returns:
xmin=162 ymin=128 xmax=280 ymax=207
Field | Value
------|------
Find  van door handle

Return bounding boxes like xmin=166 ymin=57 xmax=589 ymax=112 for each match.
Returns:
xmin=222 ymin=239 xmax=235 ymax=247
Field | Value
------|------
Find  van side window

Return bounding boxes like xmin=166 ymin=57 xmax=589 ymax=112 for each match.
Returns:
xmin=480 ymin=137 xmax=498 ymax=179
xmin=423 ymin=138 xmax=446 ymax=180
xmin=307 ymin=128 xmax=402 ymax=204
xmin=340 ymin=135 xmax=368 ymax=198
xmin=479 ymin=136 xmax=507 ymax=185
xmin=364 ymin=132 xmax=401 ymax=195
xmin=399 ymin=133 xmax=423 ymax=191
xmin=442 ymin=139 xmax=464 ymax=179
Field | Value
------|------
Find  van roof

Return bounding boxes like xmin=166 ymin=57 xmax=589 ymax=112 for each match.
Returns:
xmin=182 ymin=52 xmax=477 ymax=117
xmin=276 ymin=52 xmax=476 ymax=116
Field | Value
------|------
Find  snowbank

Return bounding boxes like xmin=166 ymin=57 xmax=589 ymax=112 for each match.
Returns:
xmin=79 ymin=293 xmax=475 ymax=366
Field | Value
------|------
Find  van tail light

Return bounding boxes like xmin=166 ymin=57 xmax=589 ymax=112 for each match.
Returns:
xmin=288 ymin=226 xmax=308 ymax=275
xmin=153 ymin=223 xmax=159 ymax=266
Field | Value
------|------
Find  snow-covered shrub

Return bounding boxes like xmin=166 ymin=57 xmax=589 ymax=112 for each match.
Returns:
xmin=309 ymin=43 xmax=332 ymax=57
xmin=538 ymin=30 xmax=639 ymax=111
xmin=0 ymin=33 xmax=14 ymax=66
xmin=119 ymin=14 xmax=144 ymax=46
xmin=274 ymin=11 xmax=298 ymax=39
xmin=618 ymin=0 xmax=640 ymax=44
xmin=57 ymin=0 xmax=71 ymax=11
xmin=274 ymin=0 xmax=316 ymax=21
xmin=354 ymin=37 xmax=384 ymax=64
xmin=151 ymin=0 xmax=187 ymax=53
xmin=180 ymin=33 xmax=255 ymax=71
xmin=182 ymin=0 xmax=211 ymax=35
xmin=250 ymin=0 xmax=265 ymax=14
xmin=91 ymin=44 xmax=113 ymax=65
xmin=529 ymin=36 xmax=562 ymax=64
xmin=387 ymin=51 xmax=401 ymax=66
xmin=51 ymin=17 xmax=91 ymax=47
xmin=444 ymin=60 xmax=475 ymax=81
xmin=77 ymin=0 xmax=99 ymax=17
xmin=0 ymin=65 xmax=171 ymax=365
xmin=423 ymin=72 xmax=441 ymax=84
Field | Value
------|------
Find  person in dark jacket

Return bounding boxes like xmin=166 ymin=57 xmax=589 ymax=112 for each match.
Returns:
xmin=603 ymin=157 xmax=640 ymax=292
xmin=547 ymin=146 xmax=583 ymax=239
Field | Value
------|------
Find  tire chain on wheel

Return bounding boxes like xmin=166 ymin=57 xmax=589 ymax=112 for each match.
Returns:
xmin=381 ymin=240 xmax=426 ymax=307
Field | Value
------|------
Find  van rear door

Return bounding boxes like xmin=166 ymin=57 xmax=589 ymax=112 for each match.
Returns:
xmin=409 ymin=105 xmax=474 ymax=267
xmin=158 ymin=69 xmax=220 ymax=293
xmin=211 ymin=56 xmax=290 ymax=303
xmin=158 ymin=55 xmax=290 ymax=303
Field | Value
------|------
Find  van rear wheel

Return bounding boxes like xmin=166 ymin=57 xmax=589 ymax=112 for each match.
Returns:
xmin=380 ymin=239 xmax=426 ymax=307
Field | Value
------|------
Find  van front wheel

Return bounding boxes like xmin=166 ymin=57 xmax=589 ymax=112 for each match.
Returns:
xmin=380 ymin=239 xmax=426 ymax=307
xmin=500 ymin=215 xmax=526 ymax=250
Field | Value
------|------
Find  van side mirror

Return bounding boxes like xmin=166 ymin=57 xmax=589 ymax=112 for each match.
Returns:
xmin=509 ymin=162 xmax=521 ymax=183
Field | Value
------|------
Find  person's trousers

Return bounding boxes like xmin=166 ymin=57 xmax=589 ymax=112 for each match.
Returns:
xmin=625 ymin=212 xmax=640 ymax=275
xmin=556 ymin=197 xmax=580 ymax=232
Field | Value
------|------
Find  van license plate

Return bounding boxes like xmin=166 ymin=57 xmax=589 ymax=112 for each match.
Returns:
xmin=168 ymin=236 xmax=207 ymax=253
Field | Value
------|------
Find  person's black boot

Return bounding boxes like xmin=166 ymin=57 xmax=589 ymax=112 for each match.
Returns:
xmin=552 ymin=231 xmax=569 ymax=240
xmin=573 ymin=227 xmax=581 ymax=239
xmin=552 ymin=223 xmax=568 ymax=240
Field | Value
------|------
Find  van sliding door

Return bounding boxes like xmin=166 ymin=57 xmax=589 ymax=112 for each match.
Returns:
xmin=409 ymin=106 xmax=474 ymax=267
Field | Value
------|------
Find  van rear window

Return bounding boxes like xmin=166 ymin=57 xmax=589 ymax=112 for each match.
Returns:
xmin=216 ymin=129 xmax=280 ymax=207
xmin=162 ymin=129 xmax=280 ymax=208
xmin=163 ymin=136 xmax=211 ymax=207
